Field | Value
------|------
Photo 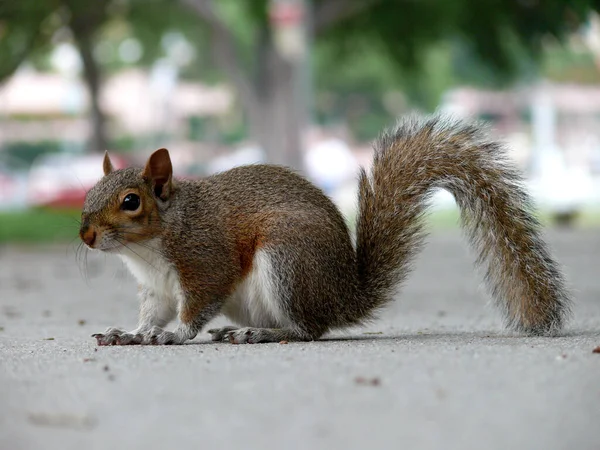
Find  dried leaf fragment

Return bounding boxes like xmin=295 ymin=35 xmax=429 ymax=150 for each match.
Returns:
xmin=355 ymin=376 xmax=381 ymax=386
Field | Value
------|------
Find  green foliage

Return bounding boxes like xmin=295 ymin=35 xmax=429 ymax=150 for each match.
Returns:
xmin=0 ymin=0 xmax=58 ymax=80
xmin=542 ymin=40 xmax=600 ymax=83
xmin=2 ymin=0 xmax=600 ymax=145
xmin=108 ymin=134 xmax=138 ymax=152
xmin=187 ymin=114 xmax=248 ymax=145
xmin=311 ymin=0 xmax=600 ymax=138
xmin=314 ymin=35 xmax=458 ymax=138
xmin=318 ymin=0 xmax=595 ymax=76
xmin=0 ymin=208 xmax=80 ymax=243
xmin=2 ymin=140 xmax=66 ymax=167
xmin=0 ymin=0 xmax=216 ymax=80
xmin=122 ymin=0 xmax=216 ymax=77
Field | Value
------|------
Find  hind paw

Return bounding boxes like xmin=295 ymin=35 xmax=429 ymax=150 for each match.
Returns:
xmin=207 ymin=326 xmax=239 ymax=342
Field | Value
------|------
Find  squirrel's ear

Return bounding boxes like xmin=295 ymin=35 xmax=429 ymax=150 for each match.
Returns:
xmin=143 ymin=148 xmax=173 ymax=201
xmin=103 ymin=150 xmax=114 ymax=176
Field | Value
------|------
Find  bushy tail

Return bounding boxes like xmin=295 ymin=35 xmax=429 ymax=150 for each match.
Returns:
xmin=355 ymin=115 xmax=571 ymax=335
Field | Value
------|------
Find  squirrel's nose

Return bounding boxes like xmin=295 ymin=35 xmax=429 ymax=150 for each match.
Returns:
xmin=80 ymin=225 xmax=97 ymax=247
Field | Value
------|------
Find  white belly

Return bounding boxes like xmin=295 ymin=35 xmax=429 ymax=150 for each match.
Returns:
xmin=222 ymin=250 xmax=290 ymax=328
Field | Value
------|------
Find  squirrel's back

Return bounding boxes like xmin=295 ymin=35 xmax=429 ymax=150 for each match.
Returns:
xmin=179 ymin=164 xmax=347 ymax=216
xmin=164 ymin=164 xmax=353 ymax=257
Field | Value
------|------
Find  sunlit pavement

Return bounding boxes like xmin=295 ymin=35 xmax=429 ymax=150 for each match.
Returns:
xmin=1 ymin=230 xmax=599 ymax=450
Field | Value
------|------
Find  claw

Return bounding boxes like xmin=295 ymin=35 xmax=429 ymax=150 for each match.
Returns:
xmin=92 ymin=334 xmax=109 ymax=346
xmin=92 ymin=327 xmax=182 ymax=346
xmin=208 ymin=326 xmax=239 ymax=342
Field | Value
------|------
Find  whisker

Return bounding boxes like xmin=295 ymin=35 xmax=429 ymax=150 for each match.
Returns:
xmin=70 ymin=171 xmax=89 ymax=195
xmin=83 ymin=246 xmax=93 ymax=287
xmin=113 ymin=237 xmax=165 ymax=277
xmin=113 ymin=230 xmax=168 ymax=259
xmin=65 ymin=235 xmax=81 ymax=257
xmin=129 ymin=241 xmax=169 ymax=260
xmin=42 ymin=223 xmax=80 ymax=231
xmin=114 ymin=222 xmax=162 ymax=232
xmin=68 ymin=216 xmax=82 ymax=226
xmin=73 ymin=241 xmax=90 ymax=286
xmin=117 ymin=230 xmax=155 ymax=237
xmin=118 ymin=235 xmax=167 ymax=253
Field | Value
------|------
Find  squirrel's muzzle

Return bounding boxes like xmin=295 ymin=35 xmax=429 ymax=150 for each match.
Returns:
xmin=80 ymin=224 xmax=97 ymax=247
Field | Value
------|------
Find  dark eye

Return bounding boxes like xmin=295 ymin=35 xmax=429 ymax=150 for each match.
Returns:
xmin=122 ymin=194 xmax=141 ymax=211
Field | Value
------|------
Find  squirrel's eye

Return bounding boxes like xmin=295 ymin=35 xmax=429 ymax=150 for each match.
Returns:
xmin=122 ymin=194 xmax=141 ymax=211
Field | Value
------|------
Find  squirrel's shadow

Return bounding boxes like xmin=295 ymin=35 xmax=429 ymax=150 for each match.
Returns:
xmin=188 ymin=328 xmax=599 ymax=345
xmin=310 ymin=329 xmax=599 ymax=343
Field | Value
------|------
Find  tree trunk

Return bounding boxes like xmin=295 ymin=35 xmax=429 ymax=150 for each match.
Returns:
xmin=66 ymin=0 xmax=109 ymax=153
xmin=70 ymin=29 xmax=108 ymax=153
xmin=249 ymin=35 xmax=304 ymax=170
xmin=182 ymin=0 xmax=309 ymax=170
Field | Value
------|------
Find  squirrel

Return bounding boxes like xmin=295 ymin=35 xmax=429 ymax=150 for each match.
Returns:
xmin=81 ymin=115 xmax=572 ymax=346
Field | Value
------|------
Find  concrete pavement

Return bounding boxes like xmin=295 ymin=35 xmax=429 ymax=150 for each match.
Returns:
xmin=1 ymin=230 xmax=599 ymax=450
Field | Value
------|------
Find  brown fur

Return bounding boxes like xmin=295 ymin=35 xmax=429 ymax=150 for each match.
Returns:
xmin=81 ymin=115 xmax=572 ymax=345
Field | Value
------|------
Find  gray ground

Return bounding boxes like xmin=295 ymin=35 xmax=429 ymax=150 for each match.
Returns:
xmin=1 ymin=229 xmax=599 ymax=450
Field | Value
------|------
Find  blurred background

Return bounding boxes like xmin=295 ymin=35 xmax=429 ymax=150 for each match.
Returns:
xmin=3 ymin=0 xmax=600 ymax=243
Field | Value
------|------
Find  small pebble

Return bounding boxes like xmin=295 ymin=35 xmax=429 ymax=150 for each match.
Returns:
xmin=355 ymin=376 xmax=381 ymax=386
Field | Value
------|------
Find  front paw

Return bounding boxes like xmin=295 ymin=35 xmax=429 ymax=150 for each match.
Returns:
xmin=92 ymin=327 xmax=142 ymax=346
xmin=141 ymin=326 xmax=184 ymax=345
xmin=92 ymin=326 xmax=186 ymax=346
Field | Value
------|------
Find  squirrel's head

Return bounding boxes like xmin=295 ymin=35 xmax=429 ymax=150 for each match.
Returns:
xmin=79 ymin=148 xmax=173 ymax=251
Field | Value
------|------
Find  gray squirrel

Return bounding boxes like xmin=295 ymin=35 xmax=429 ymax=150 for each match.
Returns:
xmin=79 ymin=115 xmax=571 ymax=345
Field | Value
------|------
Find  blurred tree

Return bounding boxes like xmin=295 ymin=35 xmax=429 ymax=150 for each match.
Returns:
xmin=180 ymin=0 xmax=599 ymax=167
xmin=2 ymin=0 xmax=600 ymax=163
xmin=0 ymin=2 xmax=53 ymax=82
xmin=0 ymin=0 xmax=205 ymax=153
xmin=0 ymin=0 xmax=111 ymax=152
xmin=313 ymin=40 xmax=456 ymax=139
xmin=64 ymin=0 xmax=110 ymax=154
